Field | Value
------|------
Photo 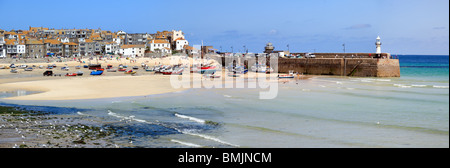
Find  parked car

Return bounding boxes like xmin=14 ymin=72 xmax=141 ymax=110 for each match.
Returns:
xmin=43 ymin=70 xmax=53 ymax=76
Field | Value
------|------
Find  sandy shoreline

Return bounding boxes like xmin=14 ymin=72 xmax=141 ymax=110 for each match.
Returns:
xmin=0 ymin=56 xmax=308 ymax=101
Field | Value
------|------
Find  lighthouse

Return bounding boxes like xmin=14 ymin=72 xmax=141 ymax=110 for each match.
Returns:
xmin=375 ymin=36 xmax=382 ymax=54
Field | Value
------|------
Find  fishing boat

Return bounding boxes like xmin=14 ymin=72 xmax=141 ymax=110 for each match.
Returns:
xmin=198 ymin=69 xmax=216 ymax=74
xmin=190 ymin=65 xmax=199 ymax=73
xmin=18 ymin=65 xmax=28 ymax=69
xmin=38 ymin=65 xmax=44 ymax=69
xmin=107 ymin=68 xmax=117 ymax=72
xmin=200 ymin=65 xmax=215 ymax=70
xmin=61 ymin=66 xmax=70 ymax=71
xmin=90 ymin=70 xmax=104 ymax=76
xmin=205 ymin=74 xmax=221 ymax=78
xmin=145 ymin=67 xmax=155 ymax=72
xmin=124 ymin=70 xmax=137 ymax=75
xmin=230 ymin=66 xmax=248 ymax=74
xmin=10 ymin=69 xmax=18 ymax=73
xmin=24 ymin=67 xmax=33 ymax=71
xmin=118 ymin=68 xmax=127 ymax=72
xmin=10 ymin=64 xmax=16 ymax=68
xmin=162 ymin=68 xmax=183 ymax=75
xmin=65 ymin=73 xmax=77 ymax=77
xmin=83 ymin=65 xmax=89 ymax=68
xmin=88 ymin=64 xmax=102 ymax=70
xmin=278 ymin=70 xmax=295 ymax=79
xmin=251 ymin=63 xmax=274 ymax=73
xmin=132 ymin=66 xmax=139 ymax=70
xmin=75 ymin=66 xmax=81 ymax=69
xmin=76 ymin=71 xmax=84 ymax=76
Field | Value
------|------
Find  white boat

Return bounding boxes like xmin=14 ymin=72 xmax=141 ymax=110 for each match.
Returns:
xmin=107 ymin=68 xmax=117 ymax=72
xmin=61 ymin=66 xmax=70 ymax=71
xmin=251 ymin=63 xmax=274 ymax=73
xmin=18 ymin=65 xmax=28 ymax=69
xmin=278 ymin=70 xmax=295 ymax=79
xmin=24 ymin=67 xmax=33 ymax=71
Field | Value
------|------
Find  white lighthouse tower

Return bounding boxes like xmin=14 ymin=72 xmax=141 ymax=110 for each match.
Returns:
xmin=375 ymin=36 xmax=382 ymax=54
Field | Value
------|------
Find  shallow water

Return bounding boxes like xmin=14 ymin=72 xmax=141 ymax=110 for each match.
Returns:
xmin=1 ymin=55 xmax=448 ymax=148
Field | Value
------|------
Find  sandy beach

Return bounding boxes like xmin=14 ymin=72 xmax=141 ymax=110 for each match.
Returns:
xmin=0 ymin=56 xmax=218 ymax=100
xmin=0 ymin=56 xmax=289 ymax=101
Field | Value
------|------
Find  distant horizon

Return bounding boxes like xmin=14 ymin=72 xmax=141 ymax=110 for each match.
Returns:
xmin=1 ymin=0 xmax=448 ymax=55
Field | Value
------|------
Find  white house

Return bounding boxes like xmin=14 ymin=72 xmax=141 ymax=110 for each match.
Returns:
xmin=149 ymin=39 xmax=171 ymax=53
xmin=105 ymin=41 xmax=120 ymax=55
xmin=5 ymin=39 xmax=26 ymax=57
xmin=174 ymin=38 xmax=188 ymax=51
xmin=119 ymin=45 xmax=145 ymax=57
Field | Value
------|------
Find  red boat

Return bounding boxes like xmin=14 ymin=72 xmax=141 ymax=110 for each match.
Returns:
xmin=118 ymin=68 xmax=127 ymax=72
xmin=162 ymin=68 xmax=183 ymax=75
xmin=200 ymin=66 xmax=215 ymax=70
xmin=65 ymin=73 xmax=77 ymax=76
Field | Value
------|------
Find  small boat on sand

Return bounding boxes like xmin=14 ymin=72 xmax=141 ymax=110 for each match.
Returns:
xmin=10 ymin=69 xmax=18 ymax=73
xmin=90 ymin=70 xmax=104 ymax=76
xmin=107 ymin=68 xmax=117 ymax=72
xmin=124 ymin=70 xmax=137 ymax=75
xmin=76 ymin=71 xmax=84 ymax=76
xmin=65 ymin=73 xmax=77 ymax=77
xmin=278 ymin=70 xmax=295 ymax=79
xmin=24 ymin=67 xmax=33 ymax=71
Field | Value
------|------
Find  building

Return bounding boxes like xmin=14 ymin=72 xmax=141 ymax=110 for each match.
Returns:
xmin=173 ymin=37 xmax=188 ymax=51
xmin=119 ymin=45 xmax=146 ymax=57
xmin=0 ymin=29 xmax=5 ymax=58
xmin=125 ymin=33 xmax=149 ymax=45
xmin=78 ymin=38 xmax=93 ymax=56
xmin=63 ymin=42 xmax=80 ymax=57
xmin=5 ymin=39 xmax=26 ymax=58
xmin=43 ymin=39 xmax=63 ymax=57
xmin=26 ymin=39 xmax=45 ymax=58
xmin=183 ymin=45 xmax=198 ymax=56
xmin=104 ymin=41 xmax=120 ymax=55
xmin=148 ymin=39 xmax=171 ymax=53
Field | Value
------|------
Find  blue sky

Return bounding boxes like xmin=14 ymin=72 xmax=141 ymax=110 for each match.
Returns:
xmin=0 ymin=0 xmax=448 ymax=55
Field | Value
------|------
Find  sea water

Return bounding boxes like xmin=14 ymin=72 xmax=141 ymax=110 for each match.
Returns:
xmin=1 ymin=55 xmax=448 ymax=148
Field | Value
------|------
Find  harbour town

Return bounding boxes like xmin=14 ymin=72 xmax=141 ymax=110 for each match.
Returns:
xmin=0 ymin=26 xmax=400 ymax=78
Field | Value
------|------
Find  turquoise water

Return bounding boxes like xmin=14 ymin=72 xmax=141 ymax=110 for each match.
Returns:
xmin=1 ymin=55 xmax=448 ymax=148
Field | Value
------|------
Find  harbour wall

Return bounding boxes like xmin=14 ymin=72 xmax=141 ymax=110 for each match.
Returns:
xmin=214 ymin=53 xmax=400 ymax=77
xmin=276 ymin=57 xmax=400 ymax=77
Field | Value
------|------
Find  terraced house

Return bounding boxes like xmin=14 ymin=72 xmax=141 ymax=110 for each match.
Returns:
xmin=25 ymin=39 xmax=45 ymax=58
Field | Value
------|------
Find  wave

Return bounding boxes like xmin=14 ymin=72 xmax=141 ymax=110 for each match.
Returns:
xmin=411 ymin=84 xmax=427 ymax=87
xmin=175 ymin=113 xmax=205 ymax=124
xmin=393 ymin=84 xmax=412 ymax=88
xmin=77 ymin=111 xmax=88 ymax=116
xmin=171 ymin=139 xmax=203 ymax=148
xmin=433 ymin=85 xmax=449 ymax=89
xmin=107 ymin=110 xmax=148 ymax=123
xmin=179 ymin=129 xmax=239 ymax=147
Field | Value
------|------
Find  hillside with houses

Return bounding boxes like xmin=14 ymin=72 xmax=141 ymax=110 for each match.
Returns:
xmin=0 ymin=27 xmax=197 ymax=58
